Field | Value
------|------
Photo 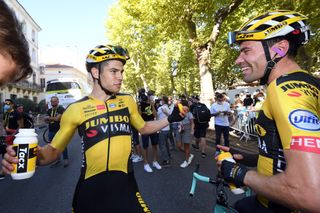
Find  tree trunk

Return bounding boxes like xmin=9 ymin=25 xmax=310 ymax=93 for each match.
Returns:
xmin=186 ymin=0 xmax=244 ymax=105
xmin=132 ymin=57 xmax=149 ymax=92
xmin=197 ymin=46 xmax=214 ymax=104
xmin=140 ymin=73 xmax=149 ymax=92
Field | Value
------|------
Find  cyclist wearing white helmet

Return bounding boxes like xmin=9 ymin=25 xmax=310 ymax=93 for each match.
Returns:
xmin=2 ymin=44 xmax=187 ymax=212
xmin=217 ymin=10 xmax=320 ymax=212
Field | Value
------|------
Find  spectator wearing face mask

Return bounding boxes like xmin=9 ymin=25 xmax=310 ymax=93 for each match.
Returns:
xmin=3 ymin=99 xmax=23 ymax=135
xmin=251 ymin=92 xmax=265 ymax=118
xmin=210 ymin=94 xmax=232 ymax=156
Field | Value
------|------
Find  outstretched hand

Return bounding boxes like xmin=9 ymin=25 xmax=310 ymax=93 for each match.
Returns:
xmin=167 ymin=103 xmax=188 ymax=123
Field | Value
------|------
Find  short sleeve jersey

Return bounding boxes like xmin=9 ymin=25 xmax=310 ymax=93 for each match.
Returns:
xmin=255 ymin=70 xmax=320 ymax=210
xmin=50 ymin=94 xmax=145 ymax=180
xmin=139 ymin=102 xmax=155 ymax=121
xmin=47 ymin=105 xmax=65 ymax=132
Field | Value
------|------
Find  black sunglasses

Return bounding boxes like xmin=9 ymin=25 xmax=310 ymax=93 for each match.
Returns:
xmin=107 ymin=45 xmax=130 ymax=60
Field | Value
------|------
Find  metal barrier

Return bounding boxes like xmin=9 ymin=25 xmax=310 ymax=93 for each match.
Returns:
xmin=229 ymin=107 xmax=258 ymax=142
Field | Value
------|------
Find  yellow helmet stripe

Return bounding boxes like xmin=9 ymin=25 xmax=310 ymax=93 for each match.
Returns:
xmin=87 ymin=54 xmax=127 ymax=63
xmin=93 ymin=48 xmax=107 ymax=54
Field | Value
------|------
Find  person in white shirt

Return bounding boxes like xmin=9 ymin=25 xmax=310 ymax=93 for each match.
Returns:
xmin=156 ymin=96 xmax=172 ymax=167
xmin=210 ymin=93 xmax=232 ymax=156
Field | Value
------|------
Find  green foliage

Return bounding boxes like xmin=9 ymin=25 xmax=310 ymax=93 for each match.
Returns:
xmin=105 ymin=0 xmax=320 ymax=95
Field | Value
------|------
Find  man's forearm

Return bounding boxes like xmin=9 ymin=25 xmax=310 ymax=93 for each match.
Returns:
xmin=244 ymin=170 xmax=319 ymax=211
xmin=139 ymin=118 xmax=169 ymax=135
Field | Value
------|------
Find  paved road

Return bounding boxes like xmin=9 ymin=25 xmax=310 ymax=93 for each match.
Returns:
xmin=0 ymin=128 xmax=81 ymax=213
xmin=0 ymin=128 xmax=251 ymax=213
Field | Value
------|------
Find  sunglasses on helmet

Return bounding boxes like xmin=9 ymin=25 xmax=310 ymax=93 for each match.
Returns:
xmin=107 ymin=45 xmax=130 ymax=60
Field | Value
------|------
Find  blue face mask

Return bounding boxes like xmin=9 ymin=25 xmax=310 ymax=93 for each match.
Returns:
xmin=3 ymin=105 xmax=11 ymax=113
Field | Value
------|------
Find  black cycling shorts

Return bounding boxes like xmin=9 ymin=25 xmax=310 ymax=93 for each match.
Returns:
xmin=72 ymin=171 xmax=151 ymax=213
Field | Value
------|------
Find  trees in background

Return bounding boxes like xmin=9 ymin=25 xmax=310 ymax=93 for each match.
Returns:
xmin=105 ymin=0 xmax=320 ymax=99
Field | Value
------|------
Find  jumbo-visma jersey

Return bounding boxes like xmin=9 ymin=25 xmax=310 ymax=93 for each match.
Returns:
xmin=50 ymin=94 xmax=145 ymax=180
xmin=254 ymin=70 xmax=320 ymax=210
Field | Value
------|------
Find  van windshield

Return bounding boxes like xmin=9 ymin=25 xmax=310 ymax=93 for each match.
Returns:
xmin=46 ymin=82 xmax=81 ymax=91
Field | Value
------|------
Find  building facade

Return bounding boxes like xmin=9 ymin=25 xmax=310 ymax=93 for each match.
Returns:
xmin=0 ymin=0 xmax=42 ymax=106
xmin=43 ymin=64 xmax=92 ymax=86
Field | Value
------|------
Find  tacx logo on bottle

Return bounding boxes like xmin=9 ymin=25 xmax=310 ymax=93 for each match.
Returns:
xmin=17 ymin=144 xmax=29 ymax=173
xmin=289 ymin=109 xmax=320 ymax=131
xmin=13 ymin=144 xmax=37 ymax=174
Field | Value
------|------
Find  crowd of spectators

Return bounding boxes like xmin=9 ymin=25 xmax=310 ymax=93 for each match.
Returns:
xmin=131 ymin=87 xmax=265 ymax=172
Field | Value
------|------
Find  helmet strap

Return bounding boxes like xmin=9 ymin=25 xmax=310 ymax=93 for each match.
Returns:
xmin=94 ymin=63 xmax=116 ymax=97
xmin=260 ymin=41 xmax=283 ymax=85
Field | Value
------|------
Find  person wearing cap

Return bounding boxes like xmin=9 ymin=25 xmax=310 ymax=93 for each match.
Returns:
xmin=216 ymin=10 xmax=320 ymax=212
xmin=210 ymin=93 xmax=232 ymax=156
xmin=190 ymin=95 xmax=210 ymax=158
xmin=2 ymin=44 xmax=187 ymax=212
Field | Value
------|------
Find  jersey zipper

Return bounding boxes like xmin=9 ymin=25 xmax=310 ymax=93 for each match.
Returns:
xmin=105 ymin=101 xmax=111 ymax=171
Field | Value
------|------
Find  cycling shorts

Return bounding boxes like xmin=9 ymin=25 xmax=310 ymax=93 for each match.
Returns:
xmin=72 ymin=171 xmax=151 ymax=213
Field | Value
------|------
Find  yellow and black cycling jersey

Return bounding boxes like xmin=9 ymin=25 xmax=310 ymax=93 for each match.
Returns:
xmin=50 ymin=94 xmax=145 ymax=179
xmin=51 ymin=94 xmax=152 ymax=212
xmin=255 ymin=70 xmax=320 ymax=211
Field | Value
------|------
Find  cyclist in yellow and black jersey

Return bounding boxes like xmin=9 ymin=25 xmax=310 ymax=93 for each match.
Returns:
xmin=216 ymin=11 xmax=320 ymax=212
xmin=2 ymin=44 xmax=187 ymax=213
xmin=53 ymin=94 xmax=144 ymax=179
